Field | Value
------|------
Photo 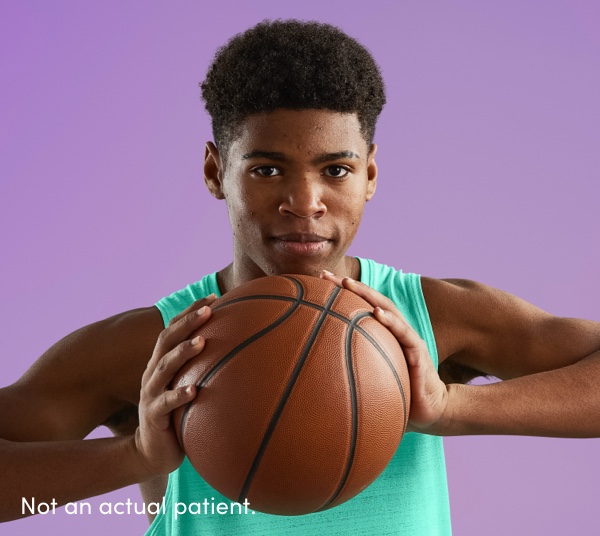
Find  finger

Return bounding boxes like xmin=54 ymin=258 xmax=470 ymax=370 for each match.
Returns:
xmin=373 ymin=306 xmax=424 ymax=352
xmin=148 ymin=384 xmax=198 ymax=421
xmin=321 ymin=270 xmax=390 ymax=307
xmin=159 ymin=305 xmax=211 ymax=355
xmin=321 ymin=270 xmax=402 ymax=323
xmin=144 ymin=335 xmax=206 ymax=397
xmin=338 ymin=276 xmax=398 ymax=314
xmin=374 ymin=307 xmax=445 ymax=423
xmin=323 ymin=272 xmax=420 ymax=351
xmin=143 ymin=307 xmax=211 ymax=383
xmin=168 ymin=294 xmax=218 ymax=327
xmin=320 ymin=269 xmax=345 ymax=286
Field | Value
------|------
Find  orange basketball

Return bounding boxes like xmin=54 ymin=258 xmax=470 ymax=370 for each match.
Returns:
xmin=172 ymin=274 xmax=410 ymax=515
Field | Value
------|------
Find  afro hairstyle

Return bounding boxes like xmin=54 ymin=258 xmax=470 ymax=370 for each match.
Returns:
xmin=201 ymin=19 xmax=386 ymax=157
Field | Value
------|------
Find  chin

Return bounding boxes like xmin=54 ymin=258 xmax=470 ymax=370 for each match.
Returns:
xmin=263 ymin=259 xmax=328 ymax=278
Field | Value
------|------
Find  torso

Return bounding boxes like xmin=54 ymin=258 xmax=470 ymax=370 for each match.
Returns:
xmin=107 ymin=259 xmax=464 ymax=524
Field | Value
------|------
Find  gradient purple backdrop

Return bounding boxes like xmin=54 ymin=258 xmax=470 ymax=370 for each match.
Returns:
xmin=1 ymin=1 xmax=599 ymax=534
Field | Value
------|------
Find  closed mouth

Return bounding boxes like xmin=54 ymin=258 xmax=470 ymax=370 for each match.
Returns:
xmin=273 ymin=233 xmax=329 ymax=243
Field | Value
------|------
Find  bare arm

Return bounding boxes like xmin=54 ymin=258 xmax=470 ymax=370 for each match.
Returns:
xmin=425 ymin=278 xmax=600 ymax=379
xmin=0 ymin=307 xmax=160 ymax=522
xmin=0 ymin=298 xmax=215 ymax=522
xmin=422 ymin=277 xmax=600 ymax=437
xmin=0 ymin=435 xmax=153 ymax=522
xmin=0 ymin=308 xmax=158 ymax=443
xmin=442 ymin=351 xmax=600 ymax=437
xmin=322 ymin=271 xmax=600 ymax=438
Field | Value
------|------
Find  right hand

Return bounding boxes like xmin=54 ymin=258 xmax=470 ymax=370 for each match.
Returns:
xmin=134 ymin=293 xmax=218 ymax=477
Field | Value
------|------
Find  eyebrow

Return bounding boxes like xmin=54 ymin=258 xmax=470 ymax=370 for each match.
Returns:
xmin=241 ymin=150 xmax=360 ymax=165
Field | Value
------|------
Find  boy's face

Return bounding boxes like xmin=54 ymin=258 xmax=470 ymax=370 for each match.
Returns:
xmin=204 ymin=109 xmax=378 ymax=280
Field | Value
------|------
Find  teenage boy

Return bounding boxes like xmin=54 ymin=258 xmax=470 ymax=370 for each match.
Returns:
xmin=1 ymin=20 xmax=599 ymax=536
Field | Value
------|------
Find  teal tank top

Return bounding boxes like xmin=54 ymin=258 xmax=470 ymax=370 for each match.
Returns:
xmin=147 ymin=258 xmax=451 ymax=535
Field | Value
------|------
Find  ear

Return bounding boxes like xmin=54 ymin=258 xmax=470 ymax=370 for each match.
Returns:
xmin=365 ymin=143 xmax=378 ymax=201
xmin=204 ymin=142 xmax=225 ymax=200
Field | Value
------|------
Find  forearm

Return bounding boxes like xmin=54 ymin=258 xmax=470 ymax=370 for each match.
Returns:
xmin=442 ymin=350 xmax=600 ymax=438
xmin=0 ymin=435 xmax=153 ymax=523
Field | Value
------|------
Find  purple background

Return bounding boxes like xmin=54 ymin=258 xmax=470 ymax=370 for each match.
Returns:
xmin=1 ymin=1 xmax=599 ymax=534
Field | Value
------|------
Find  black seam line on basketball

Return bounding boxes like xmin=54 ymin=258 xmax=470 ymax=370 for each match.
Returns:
xmin=211 ymin=295 xmax=297 ymax=313
xmin=318 ymin=313 xmax=361 ymax=512
xmin=237 ymin=285 xmax=342 ymax=504
xmin=213 ymin=294 xmax=407 ymax=427
xmin=199 ymin=289 xmax=405 ymax=425
xmin=177 ymin=278 xmax=304 ymax=445
xmin=213 ymin=293 xmax=370 ymax=327
xmin=352 ymin=313 xmax=408 ymax=430
xmin=211 ymin=291 xmax=405 ymax=424
xmin=178 ymin=277 xmax=306 ymax=442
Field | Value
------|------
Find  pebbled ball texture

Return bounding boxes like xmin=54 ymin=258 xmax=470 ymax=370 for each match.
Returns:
xmin=172 ymin=274 xmax=410 ymax=515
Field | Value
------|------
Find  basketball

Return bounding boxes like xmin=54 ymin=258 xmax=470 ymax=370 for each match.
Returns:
xmin=171 ymin=274 xmax=410 ymax=515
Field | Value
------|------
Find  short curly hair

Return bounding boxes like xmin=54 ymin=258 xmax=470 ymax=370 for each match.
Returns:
xmin=201 ymin=20 xmax=386 ymax=157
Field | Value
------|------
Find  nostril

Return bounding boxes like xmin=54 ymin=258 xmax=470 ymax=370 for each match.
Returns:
xmin=278 ymin=202 xmax=327 ymax=218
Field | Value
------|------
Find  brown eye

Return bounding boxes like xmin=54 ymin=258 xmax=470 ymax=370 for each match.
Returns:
xmin=324 ymin=165 xmax=349 ymax=178
xmin=254 ymin=166 xmax=281 ymax=177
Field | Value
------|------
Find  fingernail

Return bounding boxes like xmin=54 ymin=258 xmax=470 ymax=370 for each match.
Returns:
xmin=185 ymin=385 xmax=194 ymax=395
xmin=208 ymin=293 xmax=217 ymax=300
xmin=196 ymin=306 xmax=207 ymax=316
xmin=322 ymin=270 xmax=333 ymax=276
xmin=191 ymin=335 xmax=202 ymax=345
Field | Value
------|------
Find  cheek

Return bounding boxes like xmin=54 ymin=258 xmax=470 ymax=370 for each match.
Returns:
xmin=335 ymin=187 xmax=367 ymax=216
xmin=225 ymin=191 xmax=266 ymax=238
xmin=224 ymin=182 xmax=253 ymax=214
xmin=235 ymin=183 xmax=280 ymax=219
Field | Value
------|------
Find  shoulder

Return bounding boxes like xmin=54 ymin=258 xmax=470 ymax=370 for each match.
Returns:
xmin=420 ymin=277 xmax=551 ymax=379
xmin=421 ymin=276 xmax=549 ymax=346
xmin=419 ymin=277 xmax=600 ymax=382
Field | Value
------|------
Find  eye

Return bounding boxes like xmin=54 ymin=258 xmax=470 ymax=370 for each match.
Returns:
xmin=323 ymin=165 xmax=350 ymax=178
xmin=252 ymin=166 xmax=281 ymax=177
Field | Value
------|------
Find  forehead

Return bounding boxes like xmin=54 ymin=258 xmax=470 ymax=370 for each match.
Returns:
xmin=227 ymin=109 xmax=367 ymax=159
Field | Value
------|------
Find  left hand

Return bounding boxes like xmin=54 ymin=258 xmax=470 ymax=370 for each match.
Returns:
xmin=321 ymin=270 xmax=450 ymax=434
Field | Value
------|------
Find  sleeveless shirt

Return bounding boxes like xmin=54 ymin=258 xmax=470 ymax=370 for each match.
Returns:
xmin=146 ymin=257 xmax=452 ymax=535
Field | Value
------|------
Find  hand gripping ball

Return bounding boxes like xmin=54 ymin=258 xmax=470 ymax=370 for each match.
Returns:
xmin=172 ymin=274 xmax=410 ymax=515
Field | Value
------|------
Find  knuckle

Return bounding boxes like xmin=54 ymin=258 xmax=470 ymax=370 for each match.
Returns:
xmin=139 ymin=386 xmax=153 ymax=406
xmin=141 ymin=369 xmax=151 ymax=387
xmin=190 ymin=306 xmax=207 ymax=321
xmin=417 ymin=338 xmax=428 ymax=352
xmin=156 ymin=356 xmax=168 ymax=373
xmin=156 ymin=330 xmax=169 ymax=346
xmin=169 ymin=386 xmax=187 ymax=406
xmin=161 ymin=391 xmax=171 ymax=410
xmin=178 ymin=339 xmax=192 ymax=356
xmin=174 ymin=386 xmax=186 ymax=402
xmin=397 ymin=320 xmax=410 ymax=334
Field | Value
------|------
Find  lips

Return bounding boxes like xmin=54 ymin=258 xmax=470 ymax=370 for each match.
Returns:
xmin=273 ymin=232 xmax=330 ymax=242
xmin=271 ymin=232 xmax=331 ymax=256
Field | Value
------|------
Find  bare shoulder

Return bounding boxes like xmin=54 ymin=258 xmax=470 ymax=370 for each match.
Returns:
xmin=0 ymin=306 xmax=164 ymax=442
xmin=420 ymin=277 xmax=600 ymax=381
xmin=420 ymin=276 xmax=551 ymax=362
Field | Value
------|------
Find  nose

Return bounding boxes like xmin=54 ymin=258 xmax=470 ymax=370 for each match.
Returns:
xmin=278 ymin=177 xmax=327 ymax=218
